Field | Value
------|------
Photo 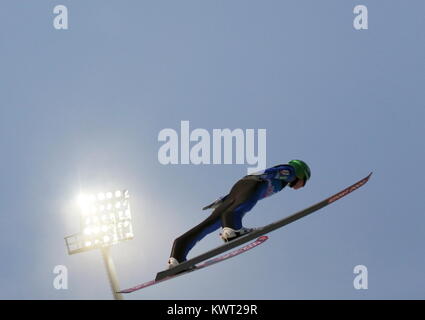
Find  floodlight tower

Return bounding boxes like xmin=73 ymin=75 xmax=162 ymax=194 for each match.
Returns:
xmin=65 ymin=190 xmax=134 ymax=300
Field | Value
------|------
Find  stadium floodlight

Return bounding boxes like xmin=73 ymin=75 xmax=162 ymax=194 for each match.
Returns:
xmin=65 ymin=189 xmax=133 ymax=300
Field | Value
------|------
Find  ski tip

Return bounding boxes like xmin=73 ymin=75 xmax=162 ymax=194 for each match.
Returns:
xmin=359 ymin=172 xmax=373 ymax=187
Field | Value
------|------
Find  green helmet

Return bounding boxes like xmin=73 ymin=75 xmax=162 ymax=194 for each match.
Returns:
xmin=288 ymin=160 xmax=311 ymax=183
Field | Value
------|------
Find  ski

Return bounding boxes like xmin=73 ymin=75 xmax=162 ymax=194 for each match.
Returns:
xmin=119 ymin=236 xmax=268 ymax=294
xmin=154 ymin=172 xmax=372 ymax=281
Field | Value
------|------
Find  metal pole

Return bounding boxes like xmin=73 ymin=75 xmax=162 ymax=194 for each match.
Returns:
xmin=101 ymin=247 xmax=124 ymax=300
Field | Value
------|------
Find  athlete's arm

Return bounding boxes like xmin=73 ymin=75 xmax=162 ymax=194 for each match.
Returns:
xmin=263 ymin=165 xmax=296 ymax=182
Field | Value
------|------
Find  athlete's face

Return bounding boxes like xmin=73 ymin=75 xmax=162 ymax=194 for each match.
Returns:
xmin=291 ymin=179 xmax=305 ymax=190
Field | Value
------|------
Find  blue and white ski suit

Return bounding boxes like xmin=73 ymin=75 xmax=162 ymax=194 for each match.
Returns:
xmin=170 ymin=165 xmax=298 ymax=262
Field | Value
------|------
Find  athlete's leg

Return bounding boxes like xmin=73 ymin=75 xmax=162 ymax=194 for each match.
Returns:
xmin=222 ymin=200 xmax=257 ymax=230
xmin=169 ymin=177 xmax=264 ymax=262
xmin=169 ymin=198 xmax=235 ymax=262
xmin=221 ymin=178 xmax=266 ymax=229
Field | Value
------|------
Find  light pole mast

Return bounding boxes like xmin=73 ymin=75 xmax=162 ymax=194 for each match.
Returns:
xmin=101 ymin=247 xmax=124 ymax=300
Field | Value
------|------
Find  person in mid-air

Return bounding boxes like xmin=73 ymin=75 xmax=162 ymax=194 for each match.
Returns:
xmin=167 ymin=160 xmax=311 ymax=269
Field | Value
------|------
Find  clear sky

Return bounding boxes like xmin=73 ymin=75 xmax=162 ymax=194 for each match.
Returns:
xmin=0 ymin=1 xmax=424 ymax=299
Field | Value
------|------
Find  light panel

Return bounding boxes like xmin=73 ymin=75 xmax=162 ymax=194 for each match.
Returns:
xmin=65 ymin=189 xmax=133 ymax=254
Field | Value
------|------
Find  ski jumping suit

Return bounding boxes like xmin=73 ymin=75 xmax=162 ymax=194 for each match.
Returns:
xmin=170 ymin=164 xmax=298 ymax=262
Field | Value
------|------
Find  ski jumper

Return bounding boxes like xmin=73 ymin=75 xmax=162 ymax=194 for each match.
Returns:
xmin=169 ymin=164 xmax=297 ymax=262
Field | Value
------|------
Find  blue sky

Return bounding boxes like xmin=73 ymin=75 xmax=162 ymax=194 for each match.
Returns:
xmin=0 ymin=1 xmax=424 ymax=299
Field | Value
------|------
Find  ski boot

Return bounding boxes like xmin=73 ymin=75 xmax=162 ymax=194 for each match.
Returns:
xmin=168 ymin=257 xmax=179 ymax=269
xmin=167 ymin=257 xmax=196 ymax=275
xmin=220 ymin=227 xmax=255 ymax=242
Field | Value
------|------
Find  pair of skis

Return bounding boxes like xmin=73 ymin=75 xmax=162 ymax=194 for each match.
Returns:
xmin=119 ymin=173 xmax=372 ymax=294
